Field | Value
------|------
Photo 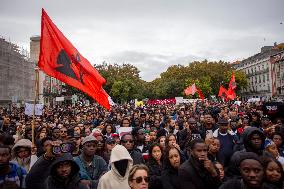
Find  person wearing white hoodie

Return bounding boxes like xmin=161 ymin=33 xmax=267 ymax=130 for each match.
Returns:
xmin=98 ymin=144 xmax=133 ymax=189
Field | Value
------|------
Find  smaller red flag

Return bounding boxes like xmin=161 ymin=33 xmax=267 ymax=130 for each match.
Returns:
xmin=227 ymin=88 xmax=236 ymax=100
xmin=196 ymin=88 xmax=204 ymax=100
xmin=229 ymin=72 xmax=237 ymax=90
xmin=184 ymin=83 xmax=197 ymax=96
xmin=218 ymin=86 xmax=228 ymax=98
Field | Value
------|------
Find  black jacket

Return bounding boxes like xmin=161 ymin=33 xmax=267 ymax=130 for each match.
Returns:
xmin=44 ymin=153 xmax=87 ymax=189
xmin=26 ymin=153 xmax=87 ymax=189
xmin=177 ymin=129 xmax=191 ymax=151
xmin=157 ymin=128 xmax=169 ymax=138
xmin=226 ymin=127 xmax=267 ymax=178
xmin=178 ymin=156 xmax=221 ymax=189
xmin=129 ymin=149 xmax=145 ymax=165
xmin=219 ymin=179 xmax=271 ymax=189
xmin=26 ymin=156 xmax=52 ymax=189
xmin=147 ymin=159 xmax=163 ymax=189
xmin=161 ymin=166 xmax=180 ymax=189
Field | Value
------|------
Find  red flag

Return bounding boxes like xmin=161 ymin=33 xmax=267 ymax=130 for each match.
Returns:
xmin=229 ymin=71 xmax=237 ymax=90
xmin=184 ymin=83 xmax=197 ymax=96
xmin=196 ymin=88 xmax=204 ymax=100
xmin=218 ymin=86 xmax=228 ymax=98
xmin=227 ymin=88 xmax=236 ymax=100
xmin=39 ymin=9 xmax=110 ymax=110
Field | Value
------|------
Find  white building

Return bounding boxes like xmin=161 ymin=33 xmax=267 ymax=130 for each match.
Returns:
xmin=271 ymin=51 xmax=284 ymax=99
xmin=234 ymin=45 xmax=283 ymax=101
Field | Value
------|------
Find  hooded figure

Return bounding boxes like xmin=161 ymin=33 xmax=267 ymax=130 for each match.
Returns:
xmin=44 ymin=153 xmax=87 ymax=189
xmin=227 ymin=127 xmax=268 ymax=178
xmin=11 ymin=139 xmax=38 ymax=172
xmin=98 ymin=145 xmax=133 ymax=189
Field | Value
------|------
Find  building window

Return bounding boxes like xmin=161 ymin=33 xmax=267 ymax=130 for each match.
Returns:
xmin=263 ymin=75 xmax=265 ymax=82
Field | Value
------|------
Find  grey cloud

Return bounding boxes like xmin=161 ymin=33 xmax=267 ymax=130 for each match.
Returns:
xmin=1 ymin=0 xmax=283 ymax=82
xmin=102 ymin=51 xmax=201 ymax=81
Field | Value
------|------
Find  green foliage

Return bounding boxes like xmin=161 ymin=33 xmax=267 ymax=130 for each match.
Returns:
xmin=94 ymin=62 xmax=145 ymax=103
xmin=185 ymin=77 xmax=212 ymax=98
xmin=148 ymin=60 xmax=248 ymax=98
xmin=65 ymin=60 xmax=249 ymax=103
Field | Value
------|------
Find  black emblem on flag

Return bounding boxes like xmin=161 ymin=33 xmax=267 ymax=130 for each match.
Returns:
xmin=56 ymin=49 xmax=85 ymax=84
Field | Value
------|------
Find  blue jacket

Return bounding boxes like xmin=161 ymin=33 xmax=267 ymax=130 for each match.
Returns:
xmin=74 ymin=154 xmax=108 ymax=189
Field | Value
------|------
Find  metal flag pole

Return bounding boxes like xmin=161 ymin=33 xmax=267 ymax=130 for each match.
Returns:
xmin=32 ymin=67 xmax=39 ymax=145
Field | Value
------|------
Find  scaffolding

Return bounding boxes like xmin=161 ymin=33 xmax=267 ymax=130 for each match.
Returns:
xmin=0 ymin=37 xmax=35 ymax=105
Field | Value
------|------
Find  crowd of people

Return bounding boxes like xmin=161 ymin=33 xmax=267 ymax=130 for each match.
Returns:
xmin=0 ymin=100 xmax=284 ymax=189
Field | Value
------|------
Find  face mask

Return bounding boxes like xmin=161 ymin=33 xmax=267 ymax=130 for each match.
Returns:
xmin=114 ymin=159 xmax=128 ymax=177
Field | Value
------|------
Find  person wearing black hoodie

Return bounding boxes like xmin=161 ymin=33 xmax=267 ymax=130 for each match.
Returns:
xmin=226 ymin=127 xmax=269 ymax=178
xmin=26 ymin=141 xmax=87 ymax=189
xmin=44 ymin=153 xmax=87 ymax=189
xmin=220 ymin=152 xmax=268 ymax=189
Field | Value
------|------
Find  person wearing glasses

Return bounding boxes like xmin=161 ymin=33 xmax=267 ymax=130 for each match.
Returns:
xmin=128 ymin=164 xmax=149 ymax=189
xmin=121 ymin=133 xmax=144 ymax=165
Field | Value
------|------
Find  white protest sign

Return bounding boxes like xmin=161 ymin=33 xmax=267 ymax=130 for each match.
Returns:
xmin=25 ymin=103 xmax=43 ymax=116
xmin=118 ymin=127 xmax=133 ymax=138
xmin=55 ymin=97 xmax=64 ymax=102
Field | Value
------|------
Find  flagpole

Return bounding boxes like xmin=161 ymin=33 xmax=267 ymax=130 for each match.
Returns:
xmin=32 ymin=67 xmax=39 ymax=145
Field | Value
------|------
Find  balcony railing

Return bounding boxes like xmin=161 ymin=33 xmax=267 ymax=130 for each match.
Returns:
xmin=246 ymin=68 xmax=269 ymax=77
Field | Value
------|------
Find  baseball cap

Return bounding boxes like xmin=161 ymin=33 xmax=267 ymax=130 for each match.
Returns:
xmin=111 ymin=133 xmax=119 ymax=138
xmin=105 ymin=137 xmax=115 ymax=144
xmin=218 ymin=118 xmax=229 ymax=125
xmin=82 ymin=135 xmax=97 ymax=145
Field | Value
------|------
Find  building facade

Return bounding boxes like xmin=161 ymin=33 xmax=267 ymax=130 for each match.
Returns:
xmin=271 ymin=51 xmax=284 ymax=99
xmin=30 ymin=36 xmax=63 ymax=106
xmin=0 ymin=37 xmax=35 ymax=105
xmin=234 ymin=45 xmax=283 ymax=101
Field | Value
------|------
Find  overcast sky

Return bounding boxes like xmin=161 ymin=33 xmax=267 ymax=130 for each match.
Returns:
xmin=1 ymin=0 xmax=283 ymax=81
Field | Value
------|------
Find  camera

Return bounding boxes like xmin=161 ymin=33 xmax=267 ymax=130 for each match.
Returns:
xmin=52 ymin=143 xmax=72 ymax=155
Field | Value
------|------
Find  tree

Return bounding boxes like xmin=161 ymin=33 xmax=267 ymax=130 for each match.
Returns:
xmin=185 ymin=77 xmax=212 ymax=98
xmin=95 ymin=62 xmax=146 ymax=103
xmin=91 ymin=59 xmax=248 ymax=102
